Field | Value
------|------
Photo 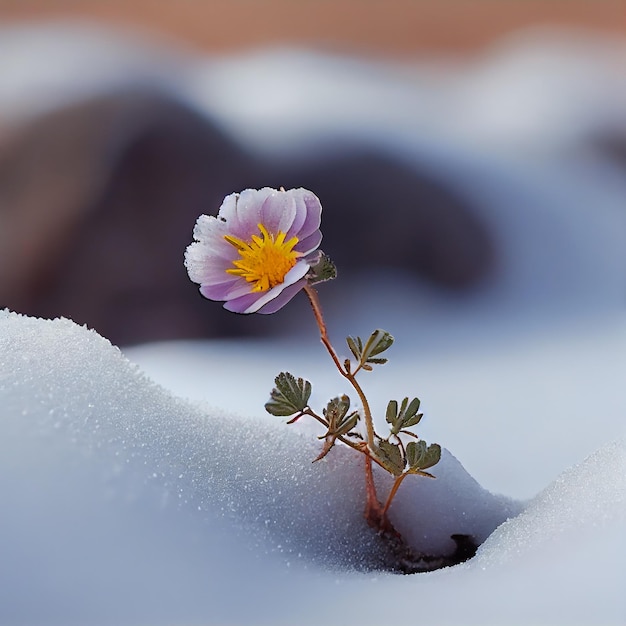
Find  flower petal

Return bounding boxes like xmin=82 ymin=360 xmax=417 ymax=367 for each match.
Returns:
xmin=295 ymin=189 xmax=322 ymax=240
xmin=224 ymin=261 xmax=309 ymax=314
xmin=223 ymin=291 xmax=265 ymax=314
xmin=256 ymin=278 xmax=308 ymax=314
xmin=258 ymin=189 xmax=297 ymax=235
xmin=185 ymin=247 xmax=224 ymax=284
xmin=200 ymin=278 xmax=251 ymax=301
xmin=185 ymin=241 xmax=235 ymax=284
xmin=295 ymin=230 xmax=323 ymax=256
xmin=222 ymin=188 xmax=272 ymax=239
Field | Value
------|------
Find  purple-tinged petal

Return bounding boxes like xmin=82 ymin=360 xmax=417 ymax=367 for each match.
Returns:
xmin=258 ymin=189 xmax=297 ymax=235
xmin=223 ymin=291 xmax=264 ymax=314
xmin=282 ymin=189 xmax=308 ymax=238
xmin=200 ymin=279 xmax=251 ymax=301
xmin=294 ymin=189 xmax=322 ymax=240
xmin=223 ymin=188 xmax=273 ymax=239
xmin=224 ymin=261 xmax=309 ymax=314
xmin=186 ymin=243 xmax=234 ymax=281
xmin=257 ymin=278 xmax=308 ymax=314
xmin=243 ymin=261 xmax=309 ymax=313
xmin=280 ymin=188 xmax=321 ymax=241
xmin=185 ymin=243 xmax=235 ymax=285
xmin=295 ymin=230 xmax=323 ymax=256
xmin=213 ymin=191 xmax=248 ymax=236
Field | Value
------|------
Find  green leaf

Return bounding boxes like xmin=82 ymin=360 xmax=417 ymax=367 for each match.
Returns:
xmin=401 ymin=397 xmax=422 ymax=429
xmin=406 ymin=441 xmax=441 ymax=472
xmin=385 ymin=399 xmax=398 ymax=425
xmin=313 ymin=396 xmax=358 ymax=463
xmin=265 ymin=372 xmax=312 ymax=417
xmin=346 ymin=330 xmax=394 ymax=370
xmin=361 ymin=329 xmax=393 ymax=366
xmin=387 ymin=396 xmax=423 ymax=435
xmin=346 ymin=335 xmax=363 ymax=361
xmin=322 ymin=396 xmax=359 ymax=436
xmin=366 ymin=357 xmax=388 ymax=365
xmin=323 ymin=395 xmax=351 ymax=426
xmin=306 ymin=251 xmax=338 ymax=284
xmin=405 ymin=397 xmax=421 ymax=418
xmin=336 ymin=411 xmax=359 ymax=436
xmin=375 ymin=440 xmax=405 ymax=476
xmin=402 ymin=412 xmax=423 ymax=429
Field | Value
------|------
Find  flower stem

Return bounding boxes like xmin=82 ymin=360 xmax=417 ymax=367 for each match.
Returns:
xmin=303 ymin=284 xmax=376 ymax=449
xmin=303 ymin=283 xmax=383 ymax=523
xmin=382 ymin=473 xmax=408 ymax=517
xmin=302 ymin=284 xmax=343 ymax=370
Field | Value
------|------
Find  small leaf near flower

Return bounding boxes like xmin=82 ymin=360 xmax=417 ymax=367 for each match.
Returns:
xmin=406 ymin=441 xmax=441 ymax=473
xmin=265 ymin=372 xmax=312 ymax=417
xmin=306 ymin=251 xmax=337 ymax=285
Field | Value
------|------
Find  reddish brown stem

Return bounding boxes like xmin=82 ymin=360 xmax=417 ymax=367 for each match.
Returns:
xmin=303 ymin=284 xmax=375 ymax=449
xmin=381 ymin=473 xmax=408 ymax=517
xmin=363 ymin=454 xmax=384 ymax=526
xmin=303 ymin=283 xmax=386 ymax=530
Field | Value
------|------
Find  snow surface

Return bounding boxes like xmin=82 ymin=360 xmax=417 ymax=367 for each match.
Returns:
xmin=1 ymin=311 xmax=625 ymax=625
xmin=127 ymin=314 xmax=626 ymax=501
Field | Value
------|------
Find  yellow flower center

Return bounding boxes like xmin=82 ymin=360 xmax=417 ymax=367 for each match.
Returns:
xmin=224 ymin=223 xmax=301 ymax=292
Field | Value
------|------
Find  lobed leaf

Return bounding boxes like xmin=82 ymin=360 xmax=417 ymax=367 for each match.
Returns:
xmin=406 ymin=441 xmax=441 ymax=472
xmin=265 ymin=372 xmax=312 ymax=417
xmin=361 ymin=329 xmax=394 ymax=362
xmin=386 ymin=396 xmax=422 ymax=434
xmin=346 ymin=330 xmax=393 ymax=370
xmin=375 ymin=440 xmax=405 ymax=476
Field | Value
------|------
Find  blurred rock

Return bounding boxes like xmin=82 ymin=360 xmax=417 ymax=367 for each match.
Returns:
xmin=0 ymin=88 xmax=493 ymax=344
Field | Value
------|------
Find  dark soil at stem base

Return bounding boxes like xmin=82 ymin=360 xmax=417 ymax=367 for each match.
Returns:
xmin=377 ymin=529 xmax=479 ymax=574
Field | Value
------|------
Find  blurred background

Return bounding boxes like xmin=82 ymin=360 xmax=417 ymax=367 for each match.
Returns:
xmin=0 ymin=1 xmax=625 ymax=345
xmin=0 ymin=1 xmax=622 ymax=56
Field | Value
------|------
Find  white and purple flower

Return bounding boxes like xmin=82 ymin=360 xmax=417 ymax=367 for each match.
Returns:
xmin=185 ymin=187 xmax=322 ymax=314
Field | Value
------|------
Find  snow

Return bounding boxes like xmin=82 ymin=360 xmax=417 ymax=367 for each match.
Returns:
xmin=126 ymin=316 xmax=626 ymax=501
xmin=1 ymin=310 xmax=625 ymax=625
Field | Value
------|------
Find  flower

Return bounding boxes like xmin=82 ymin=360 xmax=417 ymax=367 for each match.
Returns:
xmin=185 ymin=187 xmax=322 ymax=314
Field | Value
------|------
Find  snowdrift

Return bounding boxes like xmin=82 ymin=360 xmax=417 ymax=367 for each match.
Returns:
xmin=1 ymin=310 xmax=624 ymax=625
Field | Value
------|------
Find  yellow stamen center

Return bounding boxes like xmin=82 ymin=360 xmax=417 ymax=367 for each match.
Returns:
xmin=224 ymin=223 xmax=301 ymax=292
